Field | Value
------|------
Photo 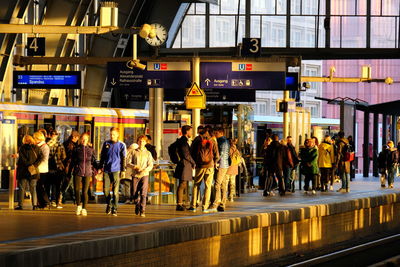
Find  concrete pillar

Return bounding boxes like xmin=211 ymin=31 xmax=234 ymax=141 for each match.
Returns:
xmin=149 ymin=88 xmax=164 ymax=160
xmin=363 ymin=111 xmax=370 ymax=177
xmin=372 ymin=113 xmax=378 ymax=177
xmin=192 ymin=57 xmax=201 ymax=136
xmin=283 ymin=90 xmax=290 ymax=138
xmin=382 ymin=114 xmax=387 ymax=146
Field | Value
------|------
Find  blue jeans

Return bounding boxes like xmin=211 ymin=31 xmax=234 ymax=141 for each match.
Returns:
xmin=103 ymin=171 xmax=120 ymax=210
xmin=283 ymin=167 xmax=293 ymax=190
xmin=18 ymin=178 xmax=37 ymax=207
xmin=341 ymin=172 xmax=350 ymax=189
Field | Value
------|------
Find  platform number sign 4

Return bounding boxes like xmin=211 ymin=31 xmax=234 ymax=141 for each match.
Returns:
xmin=241 ymin=38 xmax=261 ymax=57
xmin=27 ymin=37 xmax=45 ymax=56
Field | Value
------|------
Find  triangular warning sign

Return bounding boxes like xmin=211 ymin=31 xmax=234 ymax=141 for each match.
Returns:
xmin=186 ymin=82 xmax=203 ymax=96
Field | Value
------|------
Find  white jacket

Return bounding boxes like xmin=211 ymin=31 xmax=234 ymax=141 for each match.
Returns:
xmin=37 ymin=141 xmax=49 ymax=173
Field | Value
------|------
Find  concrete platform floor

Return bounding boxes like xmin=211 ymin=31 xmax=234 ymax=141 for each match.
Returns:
xmin=0 ymin=175 xmax=398 ymax=265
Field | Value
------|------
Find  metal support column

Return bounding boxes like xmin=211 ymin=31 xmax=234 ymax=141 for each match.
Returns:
xmin=283 ymin=90 xmax=290 ymax=138
xmin=372 ymin=113 xmax=379 ymax=177
xmin=339 ymin=100 xmax=344 ymax=132
xmin=149 ymin=87 xmax=164 ymax=160
xmin=237 ymin=104 xmax=244 ymax=149
xmin=382 ymin=114 xmax=387 ymax=146
xmin=391 ymin=115 xmax=397 ymax=144
xmin=192 ymin=57 xmax=201 ymax=136
xmin=363 ymin=111 xmax=370 ymax=177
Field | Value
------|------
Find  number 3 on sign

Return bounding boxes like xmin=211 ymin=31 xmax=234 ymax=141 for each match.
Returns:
xmin=249 ymin=38 xmax=259 ymax=53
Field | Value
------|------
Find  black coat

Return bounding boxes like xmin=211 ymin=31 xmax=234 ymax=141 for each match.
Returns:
xmin=173 ymin=136 xmax=195 ymax=181
xmin=72 ymin=145 xmax=96 ymax=177
xmin=264 ymin=141 xmax=284 ymax=172
xmin=16 ymin=144 xmax=43 ymax=180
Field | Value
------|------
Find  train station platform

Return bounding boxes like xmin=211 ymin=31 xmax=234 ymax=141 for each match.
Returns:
xmin=0 ymin=176 xmax=400 ymax=267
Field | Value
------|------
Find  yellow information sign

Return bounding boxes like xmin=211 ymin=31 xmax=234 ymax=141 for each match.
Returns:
xmin=186 ymin=82 xmax=206 ymax=109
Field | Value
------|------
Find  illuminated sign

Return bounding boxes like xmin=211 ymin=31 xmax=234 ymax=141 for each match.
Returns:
xmin=13 ymin=71 xmax=82 ymax=89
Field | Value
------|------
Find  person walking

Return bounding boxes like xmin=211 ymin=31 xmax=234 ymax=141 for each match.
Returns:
xmin=386 ymin=141 xmax=398 ymax=188
xmin=47 ymin=130 xmax=67 ymax=208
xmin=286 ymin=136 xmax=299 ymax=192
xmin=300 ymin=138 xmax=319 ymax=195
xmin=208 ymin=127 xmax=231 ymax=212
xmin=174 ymin=125 xmax=196 ymax=211
xmin=377 ymin=145 xmax=389 ymax=188
xmin=34 ymin=131 xmax=51 ymax=208
xmin=189 ymin=127 xmax=219 ymax=212
xmin=71 ymin=133 xmax=97 ymax=216
xmin=281 ymin=139 xmax=294 ymax=193
xmin=318 ymin=135 xmax=335 ymax=192
xmin=122 ymin=143 xmax=138 ymax=204
xmin=337 ymin=132 xmax=351 ymax=192
xmin=14 ymin=135 xmax=43 ymax=210
xmin=100 ymin=127 xmax=127 ymax=216
xmin=264 ymin=134 xmax=286 ymax=196
xmin=128 ymin=135 xmax=154 ymax=217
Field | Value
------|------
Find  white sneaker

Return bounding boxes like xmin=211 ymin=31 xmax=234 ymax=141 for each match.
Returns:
xmin=312 ymin=190 xmax=316 ymax=195
xmin=76 ymin=205 xmax=82 ymax=216
xmin=329 ymin=185 xmax=333 ymax=191
xmin=81 ymin=209 xmax=87 ymax=216
xmin=304 ymin=190 xmax=309 ymax=195
xmin=270 ymin=191 xmax=275 ymax=196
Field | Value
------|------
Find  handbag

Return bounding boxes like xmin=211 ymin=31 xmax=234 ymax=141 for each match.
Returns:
xmin=28 ymin=165 xmax=38 ymax=176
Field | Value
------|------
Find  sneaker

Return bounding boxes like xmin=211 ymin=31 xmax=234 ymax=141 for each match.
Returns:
xmin=337 ymin=188 xmax=346 ymax=192
xmin=124 ymin=200 xmax=131 ymax=204
xmin=81 ymin=209 xmax=87 ymax=216
xmin=135 ymin=205 xmax=140 ymax=215
xmin=208 ymin=207 xmax=218 ymax=213
xmin=263 ymin=191 xmax=270 ymax=197
xmin=217 ymin=206 xmax=225 ymax=212
xmin=56 ymin=205 xmax=63 ymax=209
xmin=76 ymin=205 xmax=82 ymax=216
xmin=176 ymin=205 xmax=185 ymax=211
xmin=329 ymin=185 xmax=334 ymax=191
xmin=112 ymin=209 xmax=117 ymax=216
xmin=381 ymin=184 xmax=386 ymax=188
xmin=106 ymin=205 xmax=111 ymax=215
xmin=188 ymin=207 xmax=197 ymax=212
xmin=312 ymin=190 xmax=316 ymax=195
xmin=51 ymin=201 xmax=57 ymax=208
xmin=389 ymin=184 xmax=394 ymax=188
xmin=14 ymin=206 xmax=23 ymax=210
xmin=346 ymin=188 xmax=351 ymax=192
xmin=270 ymin=191 xmax=275 ymax=196
xmin=304 ymin=190 xmax=309 ymax=195
xmin=140 ymin=212 xmax=146 ymax=217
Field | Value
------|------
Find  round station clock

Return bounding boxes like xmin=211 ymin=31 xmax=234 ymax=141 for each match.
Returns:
xmin=145 ymin=23 xmax=168 ymax=47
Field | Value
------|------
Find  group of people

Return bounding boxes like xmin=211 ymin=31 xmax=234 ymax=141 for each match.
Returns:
xmin=261 ymin=131 xmax=355 ymax=196
xmin=377 ymin=141 xmax=399 ymax=188
xmin=171 ymin=125 xmax=245 ymax=213
xmin=14 ymin=127 xmax=156 ymax=217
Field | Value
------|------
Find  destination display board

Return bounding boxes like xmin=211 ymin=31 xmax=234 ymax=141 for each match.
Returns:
xmin=13 ymin=71 xmax=82 ymax=89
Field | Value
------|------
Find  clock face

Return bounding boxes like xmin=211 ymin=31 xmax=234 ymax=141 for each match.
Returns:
xmin=145 ymin=23 xmax=168 ymax=47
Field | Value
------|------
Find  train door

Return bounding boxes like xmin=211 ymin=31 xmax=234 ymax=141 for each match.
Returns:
xmin=0 ymin=116 xmax=18 ymax=208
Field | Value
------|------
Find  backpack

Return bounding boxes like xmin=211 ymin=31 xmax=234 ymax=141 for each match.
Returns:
xmin=342 ymin=141 xmax=355 ymax=162
xmin=197 ymin=138 xmax=213 ymax=165
xmin=230 ymin=148 xmax=241 ymax=166
xmin=168 ymin=139 xmax=180 ymax=164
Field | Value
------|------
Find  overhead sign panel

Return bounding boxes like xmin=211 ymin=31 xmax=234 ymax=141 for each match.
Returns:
xmin=200 ymin=62 xmax=286 ymax=90
xmin=13 ymin=71 xmax=82 ymax=89
xmin=107 ymin=61 xmax=191 ymax=89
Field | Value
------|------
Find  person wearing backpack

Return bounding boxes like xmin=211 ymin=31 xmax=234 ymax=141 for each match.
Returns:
xmin=173 ymin=125 xmax=196 ymax=211
xmin=226 ymin=138 xmax=241 ymax=202
xmin=318 ymin=135 xmax=335 ymax=192
xmin=386 ymin=141 xmax=398 ymax=188
xmin=189 ymin=127 xmax=219 ymax=212
xmin=337 ymin=132 xmax=351 ymax=192
xmin=264 ymin=134 xmax=286 ymax=196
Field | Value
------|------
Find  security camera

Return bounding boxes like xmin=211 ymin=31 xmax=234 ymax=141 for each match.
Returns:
xmin=127 ymin=59 xmax=146 ymax=70
xmin=302 ymin=82 xmax=311 ymax=89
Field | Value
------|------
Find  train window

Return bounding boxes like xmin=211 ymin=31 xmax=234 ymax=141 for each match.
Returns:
xmin=93 ymin=126 xmax=112 ymax=158
xmin=56 ymin=125 xmax=73 ymax=144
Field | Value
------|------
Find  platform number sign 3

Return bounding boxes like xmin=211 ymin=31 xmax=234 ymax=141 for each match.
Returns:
xmin=241 ymin=38 xmax=261 ymax=57
xmin=27 ymin=37 xmax=45 ymax=56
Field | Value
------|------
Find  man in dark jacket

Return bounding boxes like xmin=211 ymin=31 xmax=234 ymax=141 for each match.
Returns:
xmin=100 ymin=127 xmax=127 ymax=216
xmin=189 ymin=127 xmax=219 ymax=212
xmin=174 ymin=125 xmax=196 ymax=211
xmin=264 ymin=134 xmax=286 ymax=196
xmin=61 ymin=130 xmax=80 ymax=204
xmin=145 ymin=135 xmax=157 ymax=161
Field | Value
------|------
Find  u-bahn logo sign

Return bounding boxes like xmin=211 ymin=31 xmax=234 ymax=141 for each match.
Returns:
xmin=238 ymin=64 xmax=253 ymax=71
xmin=153 ymin=63 xmax=168 ymax=70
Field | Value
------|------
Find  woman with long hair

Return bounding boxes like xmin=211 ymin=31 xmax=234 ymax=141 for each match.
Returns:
xmin=71 ymin=133 xmax=97 ymax=216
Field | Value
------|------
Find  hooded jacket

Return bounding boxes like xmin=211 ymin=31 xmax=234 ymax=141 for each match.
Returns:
xmin=72 ymin=144 xmax=97 ymax=177
xmin=318 ymin=141 xmax=335 ymax=168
